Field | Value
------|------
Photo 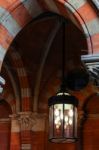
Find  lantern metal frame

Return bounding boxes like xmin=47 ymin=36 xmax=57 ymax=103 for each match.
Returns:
xmin=48 ymin=92 xmax=78 ymax=143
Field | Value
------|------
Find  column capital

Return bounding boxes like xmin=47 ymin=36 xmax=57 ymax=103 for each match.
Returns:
xmin=18 ymin=112 xmax=47 ymax=131
xmin=9 ymin=114 xmax=19 ymax=119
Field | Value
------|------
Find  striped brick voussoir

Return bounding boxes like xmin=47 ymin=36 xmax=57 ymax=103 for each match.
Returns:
xmin=0 ymin=0 xmax=99 ymax=78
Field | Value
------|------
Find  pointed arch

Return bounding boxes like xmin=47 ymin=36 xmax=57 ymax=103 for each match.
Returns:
xmin=8 ymin=46 xmax=31 ymax=111
xmin=1 ymin=90 xmax=16 ymax=114
xmin=0 ymin=0 xmax=99 ymax=74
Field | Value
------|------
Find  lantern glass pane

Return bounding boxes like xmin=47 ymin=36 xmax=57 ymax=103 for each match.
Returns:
xmin=74 ymin=107 xmax=78 ymax=137
xmin=54 ymin=104 xmax=63 ymax=137
xmin=49 ymin=106 xmax=54 ymax=139
xmin=64 ymin=104 xmax=73 ymax=138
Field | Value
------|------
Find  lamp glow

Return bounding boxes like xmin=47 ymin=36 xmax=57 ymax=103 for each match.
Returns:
xmin=48 ymin=92 xmax=78 ymax=143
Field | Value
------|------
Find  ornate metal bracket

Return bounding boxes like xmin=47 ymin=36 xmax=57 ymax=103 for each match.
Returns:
xmin=91 ymin=0 xmax=99 ymax=10
xmin=81 ymin=54 xmax=99 ymax=87
xmin=0 ymin=76 xmax=5 ymax=94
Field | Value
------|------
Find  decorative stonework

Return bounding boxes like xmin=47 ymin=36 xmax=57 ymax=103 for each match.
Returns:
xmin=81 ymin=54 xmax=99 ymax=87
xmin=18 ymin=112 xmax=47 ymax=131
xmin=91 ymin=0 xmax=99 ymax=9
xmin=18 ymin=112 xmax=34 ymax=130
xmin=0 ymin=76 xmax=5 ymax=93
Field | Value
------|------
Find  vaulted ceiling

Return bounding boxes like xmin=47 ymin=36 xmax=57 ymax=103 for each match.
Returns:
xmin=0 ymin=12 xmax=89 ymax=113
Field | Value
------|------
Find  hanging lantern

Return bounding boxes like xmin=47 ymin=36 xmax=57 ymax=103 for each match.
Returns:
xmin=48 ymin=91 xmax=78 ymax=143
xmin=48 ymin=18 xmax=79 ymax=143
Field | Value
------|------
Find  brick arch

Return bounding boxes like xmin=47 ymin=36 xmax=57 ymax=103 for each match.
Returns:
xmin=0 ymin=1 xmax=99 ymax=76
xmin=39 ymin=0 xmax=99 ymax=53
xmin=4 ymin=63 xmax=20 ymax=113
xmin=9 ymin=46 xmax=31 ymax=111
xmin=82 ymin=92 xmax=99 ymax=114
xmin=2 ymin=90 xmax=16 ymax=114
xmin=0 ymin=0 xmax=98 ymax=114
xmin=0 ymin=0 xmax=43 ymax=71
xmin=0 ymin=99 xmax=12 ymax=118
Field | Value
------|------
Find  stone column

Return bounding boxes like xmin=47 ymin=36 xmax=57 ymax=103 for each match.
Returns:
xmin=19 ymin=112 xmax=47 ymax=150
xmin=10 ymin=114 xmax=21 ymax=150
xmin=31 ymin=113 xmax=47 ymax=150
xmin=0 ymin=118 xmax=10 ymax=149
xmin=19 ymin=112 xmax=33 ymax=150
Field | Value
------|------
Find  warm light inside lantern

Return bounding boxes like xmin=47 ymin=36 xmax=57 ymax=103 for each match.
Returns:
xmin=48 ymin=93 xmax=78 ymax=143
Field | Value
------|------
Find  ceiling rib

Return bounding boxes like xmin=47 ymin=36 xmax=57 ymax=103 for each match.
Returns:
xmin=33 ymin=20 xmax=62 ymax=112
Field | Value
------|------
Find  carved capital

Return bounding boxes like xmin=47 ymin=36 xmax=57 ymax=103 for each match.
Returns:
xmin=18 ymin=112 xmax=47 ymax=131
xmin=18 ymin=112 xmax=33 ymax=130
